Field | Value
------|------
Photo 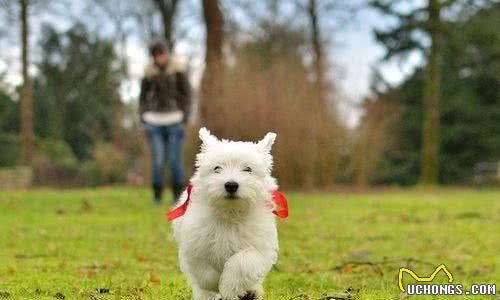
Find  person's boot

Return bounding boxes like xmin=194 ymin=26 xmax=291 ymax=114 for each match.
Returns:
xmin=153 ymin=184 xmax=163 ymax=205
xmin=172 ymin=183 xmax=185 ymax=204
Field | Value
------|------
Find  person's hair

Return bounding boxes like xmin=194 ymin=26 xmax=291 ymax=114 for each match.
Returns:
xmin=149 ymin=41 xmax=170 ymax=57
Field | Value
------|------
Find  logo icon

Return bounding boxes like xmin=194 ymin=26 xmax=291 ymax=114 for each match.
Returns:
xmin=398 ymin=264 xmax=454 ymax=292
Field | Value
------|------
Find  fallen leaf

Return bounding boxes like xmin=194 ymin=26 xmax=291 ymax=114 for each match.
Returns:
xmin=6 ymin=267 xmax=15 ymax=275
xmin=80 ymin=200 xmax=93 ymax=212
xmin=58 ymin=261 xmax=66 ymax=269
xmin=149 ymin=273 xmax=161 ymax=283
xmin=474 ymin=265 xmax=493 ymax=275
xmin=343 ymin=265 xmax=353 ymax=273
xmin=79 ymin=268 xmax=96 ymax=278
xmin=135 ymin=251 xmax=147 ymax=262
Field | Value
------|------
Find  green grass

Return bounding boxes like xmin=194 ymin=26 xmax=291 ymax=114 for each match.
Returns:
xmin=0 ymin=188 xmax=498 ymax=299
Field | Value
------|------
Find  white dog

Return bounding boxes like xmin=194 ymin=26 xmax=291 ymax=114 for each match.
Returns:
xmin=168 ymin=127 xmax=287 ymax=300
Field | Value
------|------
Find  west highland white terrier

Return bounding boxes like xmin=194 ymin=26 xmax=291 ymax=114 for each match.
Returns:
xmin=167 ymin=127 xmax=288 ymax=300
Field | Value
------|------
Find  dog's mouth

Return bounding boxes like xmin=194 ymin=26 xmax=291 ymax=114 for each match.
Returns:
xmin=224 ymin=193 xmax=240 ymax=200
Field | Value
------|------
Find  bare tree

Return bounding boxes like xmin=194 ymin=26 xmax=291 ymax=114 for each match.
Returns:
xmin=153 ymin=0 xmax=180 ymax=48
xmin=371 ymin=0 xmax=458 ymax=185
xmin=307 ymin=0 xmax=326 ymax=103
xmin=292 ymin=0 xmax=356 ymax=105
xmin=89 ymin=0 xmax=134 ymax=68
xmin=1 ymin=0 xmax=61 ymax=165
xmin=353 ymin=99 xmax=400 ymax=187
xmin=19 ymin=0 xmax=33 ymax=165
xmin=200 ymin=0 xmax=224 ymax=124
xmin=420 ymin=0 xmax=443 ymax=185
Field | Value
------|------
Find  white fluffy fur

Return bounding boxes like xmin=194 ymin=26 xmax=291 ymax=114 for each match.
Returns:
xmin=172 ymin=128 xmax=280 ymax=300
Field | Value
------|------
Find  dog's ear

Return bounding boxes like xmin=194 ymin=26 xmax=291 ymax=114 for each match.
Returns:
xmin=257 ymin=132 xmax=277 ymax=153
xmin=199 ymin=127 xmax=218 ymax=149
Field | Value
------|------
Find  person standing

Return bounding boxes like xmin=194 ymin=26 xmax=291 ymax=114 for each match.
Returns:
xmin=139 ymin=41 xmax=191 ymax=204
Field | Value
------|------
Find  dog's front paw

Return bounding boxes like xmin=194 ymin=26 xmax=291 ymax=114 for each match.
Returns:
xmin=238 ymin=291 xmax=256 ymax=300
xmin=211 ymin=294 xmax=222 ymax=300
xmin=221 ymin=291 xmax=256 ymax=300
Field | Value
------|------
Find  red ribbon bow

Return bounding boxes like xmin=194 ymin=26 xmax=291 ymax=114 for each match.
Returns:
xmin=166 ymin=184 xmax=288 ymax=221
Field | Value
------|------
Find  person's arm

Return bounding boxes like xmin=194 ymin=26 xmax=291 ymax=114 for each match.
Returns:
xmin=175 ymin=71 xmax=192 ymax=124
xmin=138 ymin=77 xmax=148 ymax=122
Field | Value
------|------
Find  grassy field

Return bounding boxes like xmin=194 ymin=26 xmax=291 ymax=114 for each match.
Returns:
xmin=0 ymin=188 xmax=498 ymax=300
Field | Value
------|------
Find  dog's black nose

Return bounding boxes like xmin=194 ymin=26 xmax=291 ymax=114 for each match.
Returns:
xmin=224 ymin=181 xmax=239 ymax=194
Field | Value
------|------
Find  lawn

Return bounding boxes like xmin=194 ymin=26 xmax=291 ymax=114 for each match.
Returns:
xmin=0 ymin=188 xmax=498 ymax=299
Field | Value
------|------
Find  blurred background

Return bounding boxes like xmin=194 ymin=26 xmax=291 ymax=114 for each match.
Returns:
xmin=0 ymin=0 xmax=498 ymax=190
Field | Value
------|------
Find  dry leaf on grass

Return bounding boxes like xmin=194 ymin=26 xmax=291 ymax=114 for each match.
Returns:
xmin=79 ymin=268 xmax=97 ymax=278
xmin=146 ymin=272 xmax=161 ymax=283
xmin=135 ymin=251 xmax=147 ymax=262
xmin=6 ymin=267 xmax=16 ymax=275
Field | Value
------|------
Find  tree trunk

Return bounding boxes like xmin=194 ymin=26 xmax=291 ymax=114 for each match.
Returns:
xmin=308 ymin=0 xmax=326 ymax=103
xmin=200 ymin=0 xmax=224 ymax=126
xmin=420 ymin=0 xmax=442 ymax=185
xmin=20 ymin=0 xmax=33 ymax=165
xmin=153 ymin=0 xmax=179 ymax=49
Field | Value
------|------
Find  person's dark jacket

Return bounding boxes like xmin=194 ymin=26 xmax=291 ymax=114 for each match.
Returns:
xmin=138 ymin=59 xmax=191 ymax=123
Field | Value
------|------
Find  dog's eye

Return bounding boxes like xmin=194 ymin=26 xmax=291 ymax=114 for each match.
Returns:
xmin=213 ymin=166 xmax=222 ymax=173
xmin=243 ymin=167 xmax=252 ymax=173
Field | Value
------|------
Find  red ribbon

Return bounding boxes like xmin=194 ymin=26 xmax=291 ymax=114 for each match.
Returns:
xmin=166 ymin=184 xmax=288 ymax=221
xmin=271 ymin=190 xmax=288 ymax=218
xmin=166 ymin=184 xmax=193 ymax=221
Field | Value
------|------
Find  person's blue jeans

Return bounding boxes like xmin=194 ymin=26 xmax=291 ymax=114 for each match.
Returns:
xmin=144 ymin=123 xmax=185 ymax=195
